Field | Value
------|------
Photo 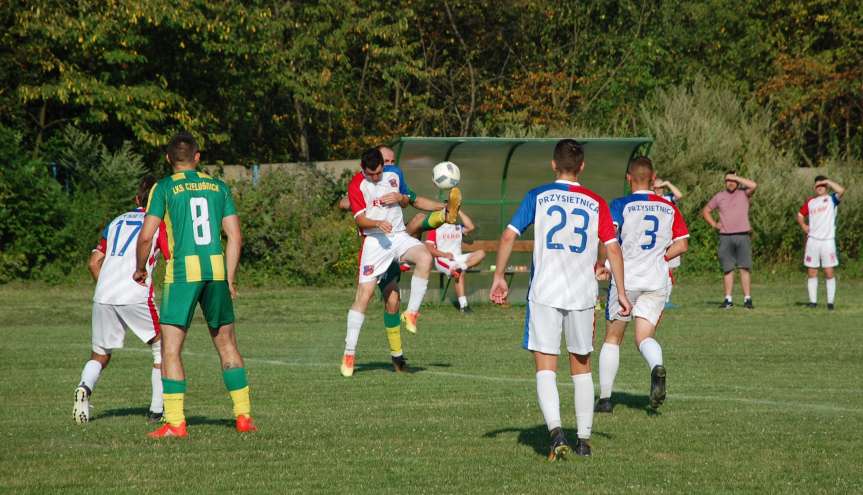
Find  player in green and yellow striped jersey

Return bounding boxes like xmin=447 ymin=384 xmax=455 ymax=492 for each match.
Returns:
xmin=134 ymin=132 xmax=256 ymax=438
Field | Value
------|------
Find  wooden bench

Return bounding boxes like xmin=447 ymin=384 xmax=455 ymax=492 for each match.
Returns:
xmin=437 ymin=239 xmax=533 ymax=302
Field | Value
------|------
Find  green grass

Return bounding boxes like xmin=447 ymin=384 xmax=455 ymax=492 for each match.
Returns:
xmin=1 ymin=279 xmax=861 ymax=494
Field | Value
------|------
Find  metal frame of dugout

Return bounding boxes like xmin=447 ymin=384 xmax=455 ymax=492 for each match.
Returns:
xmin=388 ymin=136 xmax=653 ymax=303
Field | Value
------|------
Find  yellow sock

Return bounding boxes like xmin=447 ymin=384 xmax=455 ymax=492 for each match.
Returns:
xmin=229 ymin=386 xmax=251 ymax=417
xmin=386 ymin=326 xmax=403 ymax=356
xmin=424 ymin=210 xmax=445 ymax=230
xmin=163 ymin=393 xmax=185 ymax=427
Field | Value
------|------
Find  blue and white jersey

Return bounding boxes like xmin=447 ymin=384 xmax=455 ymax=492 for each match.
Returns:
xmin=508 ymin=180 xmax=617 ymax=310
xmin=609 ymin=190 xmax=689 ymax=292
xmin=348 ymin=165 xmax=412 ymax=235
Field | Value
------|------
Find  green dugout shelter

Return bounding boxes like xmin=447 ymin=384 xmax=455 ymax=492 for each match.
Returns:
xmin=392 ymin=137 xmax=653 ymax=241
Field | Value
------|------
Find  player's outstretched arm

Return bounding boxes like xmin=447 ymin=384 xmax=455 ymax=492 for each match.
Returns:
xmin=490 ymin=228 xmax=517 ymax=305
xmin=88 ymin=250 xmax=105 ymax=281
xmin=223 ymin=214 xmax=242 ymax=299
xmin=134 ymin=215 xmax=162 ymax=285
xmin=605 ymin=242 xmax=632 ymax=316
xmin=796 ymin=212 xmax=810 ymax=234
xmin=459 ymin=210 xmax=476 ymax=234
xmin=665 ymin=238 xmax=689 ymax=261
xmin=412 ymin=196 xmax=446 ymax=212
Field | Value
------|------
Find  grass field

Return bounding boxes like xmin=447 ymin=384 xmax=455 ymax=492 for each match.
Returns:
xmin=1 ymin=278 xmax=861 ymax=494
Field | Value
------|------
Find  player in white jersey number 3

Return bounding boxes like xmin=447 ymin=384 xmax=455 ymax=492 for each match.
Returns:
xmin=797 ymin=175 xmax=846 ymax=309
xmin=490 ymin=139 xmax=631 ymax=460
xmin=595 ymin=157 xmax=689 ymax=415
xmin=73 ymin=176 xmax=169 ymax=424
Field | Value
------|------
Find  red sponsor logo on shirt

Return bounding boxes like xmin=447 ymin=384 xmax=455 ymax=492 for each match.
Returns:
xmin=363 ymin=265 xmax=374 ymax=276
xmin=389 ymin=178 xmax=398 ymax=188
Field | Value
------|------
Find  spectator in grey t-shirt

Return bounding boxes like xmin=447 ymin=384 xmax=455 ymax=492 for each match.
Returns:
xmin=702 ymin=171 xmax=758 ymax=309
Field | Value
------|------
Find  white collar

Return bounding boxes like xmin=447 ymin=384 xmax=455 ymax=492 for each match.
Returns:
xmin=555 ymin=179 xmax=580 ymax=186
xmin=633 ymin=189 xmax=653 ymax=194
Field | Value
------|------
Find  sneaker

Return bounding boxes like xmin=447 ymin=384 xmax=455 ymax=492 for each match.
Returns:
xmin=650 ymin=365 xmax=667 ymax=410
xmin=458 ymin=306 xmax=473 ymax=314
xmin=147 ymin=411 xmax=164 ymax=424
xmin=391 ymin=355 xmax=408 ymax=373
xmin=148 ymin=422 xmax=188 ymax=439
xmin=806 ymin=302 xmax=817 ymax=308
xmin=743 ymin=298 xmax=754 ymax=309
xmin=401 ymin=311 xmax=419 ymax=334
xmin=574 ymin=438 xmax=592 ymax=457
xmin=340 ymin=354 xmax=355 ymax=377
xmin=594 ymin=397 xmax=613 ymax=414
xmin=73 ymin=385 xmax=91 ymax=424
xmin=445 ymin=187 xmax=461 ymax=224
xmin=236 ymin=414 xmax=258 ymax=433
xmin=827 ymin=303 xmax=835 ymax=310
xmin=719 ymin=300 xmax=733 ymax=309
xmin=547 ymin=427 xmax=571 ymax=461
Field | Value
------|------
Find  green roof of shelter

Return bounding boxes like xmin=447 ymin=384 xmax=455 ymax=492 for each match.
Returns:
xmin=391 ymin=136 xmax=653 ymax=239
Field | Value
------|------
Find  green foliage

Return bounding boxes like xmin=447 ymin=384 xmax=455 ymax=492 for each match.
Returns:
xmin=232 ymin=167 xmax=358 ymax=285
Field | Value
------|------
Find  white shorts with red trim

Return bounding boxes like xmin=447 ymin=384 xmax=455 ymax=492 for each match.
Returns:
xmin=358 ymin=232 xmax=423 ymax=284
xmin=668 ymin=255 xmax=681 ymax=269
xmin=434 ymin=253 xmax=469 ymax=276
xmin=606 ymin=284 xmax=667 ymax=326
xmin=91 ymin=302 xmax=159 ymax=353
xmin=525 ymin=301 xmax=595 ymax=356
xmin=804 ymin=238 xmax=838 ymax=268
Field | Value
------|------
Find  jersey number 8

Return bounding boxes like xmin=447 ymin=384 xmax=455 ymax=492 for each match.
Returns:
xmin=190 ymin=197 xmax=212 ymax=245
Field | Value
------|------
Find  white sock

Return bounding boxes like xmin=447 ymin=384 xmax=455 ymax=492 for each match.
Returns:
xmin=666 ymin=283 xmax=673 ymax=304
xmin=639 ymin=338 xmax=663 ymax=370
xmin=458 ymin=296 xmax=468 ymax=309
xmin=150 ymin=367 xmax=163 ymax=413
xmin=598 ymin=343 xmax=620 ymax=399
xmin=79 ymin=360 xmax=103 ymax=392
xmin=807 ymin=277 xmax=818 ymax=303
xmin=344 ymin=310 xmax=364 ymax=354
xmin=725 ymin=294 xmax=732 ymax=302
xmin=407 ymin=276 xmax=428 ymax=313
xmin=572 ymin=373 xmax=594 ymax=440
xmin=826 ymin=277 xmax=836 ymax=304
xmin=536 ymin=370 xmax=561 ymax=431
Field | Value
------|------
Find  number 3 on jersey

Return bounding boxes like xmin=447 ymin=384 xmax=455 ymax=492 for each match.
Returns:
xmin=546 ymin=206 xmax=589 ymax=253
xmin=190 ymin=197 xmax=211 ymax=245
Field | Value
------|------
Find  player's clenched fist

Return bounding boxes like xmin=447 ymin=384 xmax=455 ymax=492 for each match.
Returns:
xmin=378 ymin=192 xmax=402 ymax=206
xmin=132 ymin=268 xmax=148 ymax=286
xmin=376 ymin=220 xmax=393 ymax=234
xmin=616 ymin=291 xmax=632 ymax=316
xmin=490 ymin=277 xmax=509 ymax=305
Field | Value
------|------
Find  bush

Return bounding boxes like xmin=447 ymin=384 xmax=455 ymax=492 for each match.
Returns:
xmin=232 ymin=166 xmax=358 ymax=285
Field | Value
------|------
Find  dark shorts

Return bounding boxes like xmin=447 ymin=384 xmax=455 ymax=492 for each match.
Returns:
xmin=718 ymin=234 xmax=752 ymax=273
xmin=378 ymin=261 xmax=401 ymax=295
xmin=160 ymin=280 xmax=235 ymax=329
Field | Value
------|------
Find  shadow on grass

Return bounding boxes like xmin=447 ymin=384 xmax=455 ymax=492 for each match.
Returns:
xmin=610 ymin=391 xmax=662 ymax=416
xmin=483 ymin=425 xmax=611 ymax=457
xmin=354 ymin=361 xmax=427 ymax=374
xmin=186 ymin=416 xmax=234 ymax=428
xmin=97 ymin=406 xmax=149 ymax=419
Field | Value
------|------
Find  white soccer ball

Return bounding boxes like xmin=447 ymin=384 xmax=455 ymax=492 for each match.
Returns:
xmin=432 ymin=161 xmax=461 ymax=189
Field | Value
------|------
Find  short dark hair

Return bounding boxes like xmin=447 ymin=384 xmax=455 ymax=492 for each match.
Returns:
xmin=627 ymin=156 xmax=654 ymax=181
xmin=137 ymin=175 xmax=157 ymax=209
xmin=814 ymin=175 xmax=828 ymax=183
xmin=361 ymin=148 xmax=384 ymax=171
xmin=553 ymin=139 xmax=584 ymax=173
xmin=167 ymin=132 xmax=199 ymax=164
xmin=725 ymin=170 xmax=736 ymax=177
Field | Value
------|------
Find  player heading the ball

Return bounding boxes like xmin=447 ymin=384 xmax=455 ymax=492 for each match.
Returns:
xmin=490 ymin=139 xmax=631 ymax=460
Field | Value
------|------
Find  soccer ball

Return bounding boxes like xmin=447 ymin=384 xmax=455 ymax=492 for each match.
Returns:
xmin=432 ymin=161 xmax=461 ymax=189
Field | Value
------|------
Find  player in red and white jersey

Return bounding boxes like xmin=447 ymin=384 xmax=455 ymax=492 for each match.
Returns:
xmin=340 ymin=147 xmax=461 ymax=377
xmin=797 ymin=175 xmax=846 ymax=309
xmin=73 ymin=176 xmax=170 ymax=424
xmin=596 ymin=157 xmax=689 ymax=414
xmin=490 ymin=139 xmax=630 ymax=460
xmin=653 ymin=177 xmax=684 ymax=307
xmin=425 ymin=210 xmax=485 ymax=313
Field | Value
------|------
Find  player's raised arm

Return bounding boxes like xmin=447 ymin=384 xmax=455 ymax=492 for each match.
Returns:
xmin=822 ymin=179 xmax=846 ymax=199
xmin=730 ymin=174 xmax=758 ymax=196
xmin=222 ymin=214 xmax=242 ymax=298
xmin=490 ymin=227 xmax=517 ymax=305
xmin=134 ymin=215 xmax=162 ymax=285
xmin=663 ymin=180 xmax=684 ymax=201
xmin=458 ymin=210 xmax=476 ymax=234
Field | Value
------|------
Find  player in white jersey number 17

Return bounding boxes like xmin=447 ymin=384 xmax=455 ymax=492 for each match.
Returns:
xmin=595 ymin=157 xmax=689 ymax=415
xmin=490 ymin=139 xmax=631 ymax=460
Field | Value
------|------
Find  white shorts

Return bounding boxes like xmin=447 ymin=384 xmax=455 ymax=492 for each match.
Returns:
xmin=358 ymin=232 xmax=423 ymax=284
xmin=804 ymin=238 xmax=838 ymax=268
xmin=92 ymin=302 xmax=159 ymax=354
xmin=668 ymin=255 xmax=681 ymax=269
xmin=434 ymin=253 xmax=469 ymax=276
xmin=606 ymin=285 xmax=667 ymax=326
xmin=523 ymin=301 xmax=595 ymax=356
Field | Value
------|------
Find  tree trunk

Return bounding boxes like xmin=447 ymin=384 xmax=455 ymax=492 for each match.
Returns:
xmin=294 ymin=97 xmax=310 ymax=162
